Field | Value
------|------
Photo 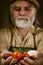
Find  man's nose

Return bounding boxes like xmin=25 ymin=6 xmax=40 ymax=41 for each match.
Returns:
xmin=19 ymin=9 xmax=25 ymax=16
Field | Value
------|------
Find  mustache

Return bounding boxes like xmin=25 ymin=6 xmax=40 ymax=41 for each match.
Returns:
xmin=17 ymin=16 xmax=29 ymax=21
xmin=18 ymin=18 xmax=28 ymax=21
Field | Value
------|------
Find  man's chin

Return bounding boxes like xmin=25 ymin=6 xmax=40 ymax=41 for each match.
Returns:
xmin=15 ymin=24 xmax=32 ymax=29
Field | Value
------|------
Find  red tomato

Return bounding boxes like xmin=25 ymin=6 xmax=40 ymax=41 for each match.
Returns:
xmin=4 ymin=53 xmax=10 ymax=59
xmin=23 ymin=52 xmax=30 ymax=58
xmin=12 ymin=51 xmax=23 ymax=60
xmin=17 ymin=52 xmax=23 ymax=60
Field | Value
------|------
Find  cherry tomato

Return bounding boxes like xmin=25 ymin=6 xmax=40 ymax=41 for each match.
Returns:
xmin=4 ymin=53 xmax=10 ymax=59
xmin=23 ymin=52 xmax=30 ymax=58
xmin=12 ymin=51 xmax=23 ymax=60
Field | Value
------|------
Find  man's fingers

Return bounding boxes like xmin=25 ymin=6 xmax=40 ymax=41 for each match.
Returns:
xmin=1 ymin=56 xmax=13 ymax=65
xmin=24 ymin=57 xmax=35 ymax=65
xmin=25 ymin=62 xmax=30 ymax=65
xmin=18 ymin=62 xmax=21 ymax=65
xmin=20 ymin=60 xmax=29 ymax=65
xmin=10 ymin=58 xmax=17 ymax=65
xmin=20 ymin=60 xmax=26 ymax=65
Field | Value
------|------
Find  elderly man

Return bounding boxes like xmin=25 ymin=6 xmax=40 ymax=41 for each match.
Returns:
xmin=0 ymin=0 xmax=43 ymax=65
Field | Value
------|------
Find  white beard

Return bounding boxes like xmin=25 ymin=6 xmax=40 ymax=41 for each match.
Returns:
xmin=15 ymin=16 xmax=35 ymax=28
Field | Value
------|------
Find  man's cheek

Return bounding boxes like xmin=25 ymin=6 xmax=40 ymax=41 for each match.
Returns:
xmin=12 ymin=14 xmax=18 ymax=20
xmin=25 ymin=13 xmax=32 ymax=20
xmin=27 ymin=11 xmax=35 ymax=19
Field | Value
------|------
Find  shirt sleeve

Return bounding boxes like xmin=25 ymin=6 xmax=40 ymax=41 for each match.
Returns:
xmin=35 ymin=30 xmax=43 ymax=53
xmin=0 ymin=28 xmax=11 ymax=52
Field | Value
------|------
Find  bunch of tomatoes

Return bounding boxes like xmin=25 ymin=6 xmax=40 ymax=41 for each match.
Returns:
xmin=4 ymin=51 xmax=30 ymax=60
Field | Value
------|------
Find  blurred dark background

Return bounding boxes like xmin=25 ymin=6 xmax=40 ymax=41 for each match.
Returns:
xmin=0 ymin=0 xmax=43 ymax=29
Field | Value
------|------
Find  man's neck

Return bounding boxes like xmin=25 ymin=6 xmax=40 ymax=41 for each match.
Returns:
xmin=17 ymin=26 xmax=31 ymax=40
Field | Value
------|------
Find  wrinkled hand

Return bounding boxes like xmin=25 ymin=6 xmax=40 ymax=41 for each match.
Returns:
xmin=0 ymin=51 xmax=17 ymax=65
xmin=18 ymin=50 xmax=43 ymax=65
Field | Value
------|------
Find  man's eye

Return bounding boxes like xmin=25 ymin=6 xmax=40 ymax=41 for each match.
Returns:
xmin=25 ymin=7 xmax=31 ymax=10
xmin=13 ymin=7 xmax=21 ymax=11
